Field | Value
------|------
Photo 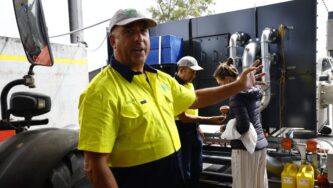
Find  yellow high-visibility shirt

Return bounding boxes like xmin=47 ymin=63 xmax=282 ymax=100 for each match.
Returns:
xmin=78 ymin=61 xmax=196 ymax=167
xmin=174 ymin=82 xmax=198 ymax=120
xmin=182 ymin=82 xmax=198 ymax=116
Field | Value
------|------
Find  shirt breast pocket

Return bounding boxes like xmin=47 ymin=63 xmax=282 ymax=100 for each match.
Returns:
xmin=119 ymin=101 xmax=150 ymax=133
xmin=120 ymin=102 xmax=149 ymax=119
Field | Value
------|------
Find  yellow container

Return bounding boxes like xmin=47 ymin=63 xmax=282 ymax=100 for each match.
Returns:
xmin=296 ymin=164 xmax=314 ymax=188
xmin=281 ymin=163 xmax=298 ymax=188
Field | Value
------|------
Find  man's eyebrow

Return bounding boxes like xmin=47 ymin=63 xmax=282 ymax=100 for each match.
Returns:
xmin=124 ymin=21 xmax=150 ymax=29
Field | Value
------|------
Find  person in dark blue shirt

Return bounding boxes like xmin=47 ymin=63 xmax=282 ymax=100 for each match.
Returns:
xmin=213 ymin=58 xmax=269 ymax=188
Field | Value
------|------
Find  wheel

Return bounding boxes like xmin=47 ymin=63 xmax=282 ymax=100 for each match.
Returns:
xmin=49 ymin=150 xmax=92 ymax=188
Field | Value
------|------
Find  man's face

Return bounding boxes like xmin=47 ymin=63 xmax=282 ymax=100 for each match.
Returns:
xmin=110 ymin=21 xmax=150 ymax=67
xmin=178 ymin=67 xmax=196 ymax=83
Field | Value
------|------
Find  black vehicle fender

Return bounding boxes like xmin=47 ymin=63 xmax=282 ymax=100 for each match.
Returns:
xmin=0 ymin=128 xmax=84 ymax=188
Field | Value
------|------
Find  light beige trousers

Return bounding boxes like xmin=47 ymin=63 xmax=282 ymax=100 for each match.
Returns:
xmin=231 ymin=149 xmax=268 ymax=188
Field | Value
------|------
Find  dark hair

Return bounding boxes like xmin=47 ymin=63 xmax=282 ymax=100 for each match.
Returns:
xmin=213 ymin=58 xmax=239 ymax=80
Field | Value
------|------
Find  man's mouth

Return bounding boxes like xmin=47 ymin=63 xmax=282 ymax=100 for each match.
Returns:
xmin=133 ymin=47 xmax=145 ymax=52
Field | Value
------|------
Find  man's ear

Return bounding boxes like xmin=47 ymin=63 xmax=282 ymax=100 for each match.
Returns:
xmin=109 ymin=35 xmax=116 ymax=49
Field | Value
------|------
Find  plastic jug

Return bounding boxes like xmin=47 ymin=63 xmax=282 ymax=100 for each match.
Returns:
xmin=281 ymin=163 xmax=298 ymax=188
xmin=296 ymin=164 xmax=314 ymax=188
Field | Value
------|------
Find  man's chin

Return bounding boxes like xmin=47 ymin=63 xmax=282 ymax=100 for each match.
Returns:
xmin=135 ymin=56 xmax=146 ymax=64
xmin=130 ymin=57 xmax=146 ymax=65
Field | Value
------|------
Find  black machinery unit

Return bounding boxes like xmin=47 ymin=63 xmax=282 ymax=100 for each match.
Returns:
xmin=149 ymin=0 xmax=318 ymax=187
xmin=150 ymin=0 xmax=317 ymax=131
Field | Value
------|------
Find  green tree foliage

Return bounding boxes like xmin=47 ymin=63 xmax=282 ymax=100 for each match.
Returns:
xmin=147 ymin=0 xmax=215 ymax=23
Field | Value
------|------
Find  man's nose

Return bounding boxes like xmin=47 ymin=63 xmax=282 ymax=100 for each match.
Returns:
xmin=134 ymin=32 xmax=144 ymax=41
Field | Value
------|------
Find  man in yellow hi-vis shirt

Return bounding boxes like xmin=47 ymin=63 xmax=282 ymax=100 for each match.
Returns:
xmin=78 ymin=8 xmax=265 ymax=188
xmin=174 ymin=56 xmax=225 ymax=188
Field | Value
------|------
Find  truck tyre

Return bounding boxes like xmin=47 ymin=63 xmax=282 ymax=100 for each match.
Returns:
xmin=50 ymin=150 xmax=92 ymax=188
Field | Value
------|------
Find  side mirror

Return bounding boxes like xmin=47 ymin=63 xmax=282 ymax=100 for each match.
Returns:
xmin=13 ymin=0 xmax=54 ymax=66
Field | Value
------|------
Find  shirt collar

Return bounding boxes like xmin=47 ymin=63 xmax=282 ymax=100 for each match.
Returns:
xmin=110 ymin=56 xmax=157 ymax=82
